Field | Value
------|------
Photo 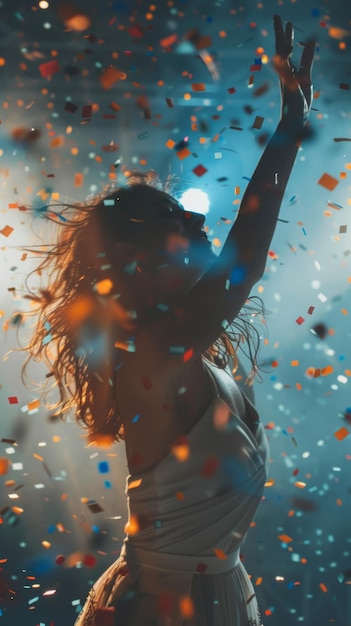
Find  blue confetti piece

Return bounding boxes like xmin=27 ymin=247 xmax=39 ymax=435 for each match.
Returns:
xmin=104 ymin=480 xmax=112 ymax=489
xmin=132 ymin=414 xmax=140 ymax=423
xmin=229 ymin=265 xmax=246 ymax=285
xmin=92 ymin=525 xmax=100 ymax=533
xmin=98 ymin=461 xmax=109 ymax=474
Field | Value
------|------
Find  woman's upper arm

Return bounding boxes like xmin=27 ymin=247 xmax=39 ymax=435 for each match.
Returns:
xmin=134 ymin=249 xmax=256 ymax=360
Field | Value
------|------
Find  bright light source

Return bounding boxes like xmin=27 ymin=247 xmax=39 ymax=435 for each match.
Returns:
xmin=179 ymin=188 xmax=210 ymax=215
xmin=39 ymin=0 xmax=49 ymax=8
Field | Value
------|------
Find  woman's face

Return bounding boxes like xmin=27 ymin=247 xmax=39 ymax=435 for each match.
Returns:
xmin=108 ymin=186 xmax=216 ymax=305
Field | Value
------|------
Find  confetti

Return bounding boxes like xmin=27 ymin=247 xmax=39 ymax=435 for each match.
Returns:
xmin=192 ymin=164 xmax=208 ymax=177
xmin=99 ymin=67 xmax=124 ymax=90
xmin=191 ymin=83 xmax=206 ymax=92
xmin=98 ymin=461 xmax=110 ymax=474
xmin=0 ymin=458 xmax=10 ymax=475
xmin=0 ymin=225 xmax=14 ymax=237
xmin=86 ymin=500 xmax=104 ymax=513
xmin=318 ymin=173 xmax=339 ymax=191
xmin=141 ymin=375 xmax=152 ymax=390
xmin=39 ymin=60 xmax=60 ymax=78
xmin=334 ymin=426 xmax=349 ymax=441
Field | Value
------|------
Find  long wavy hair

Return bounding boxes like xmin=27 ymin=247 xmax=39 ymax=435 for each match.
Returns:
xmin=20 ymin=170 xmax=267 ymax=443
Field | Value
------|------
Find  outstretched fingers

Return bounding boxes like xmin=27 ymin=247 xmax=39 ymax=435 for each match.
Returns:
xmin=299 ymin=40 xmax=316 ymax=77
xmin=274 ymin=14 xmax=293 ymax=59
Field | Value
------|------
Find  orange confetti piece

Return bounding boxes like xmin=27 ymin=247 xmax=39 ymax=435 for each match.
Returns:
xmin=328 ymin=26 xmax=350 ymax=40
xmin=278 ymin=534 xmax=293 ymax=543
xmin=95 ymin=278 xmax=113 ymax=295
xmin=191 ymin=83 xmax=206 ymax=91
xmin=50 ymin=135 xmax=65 ymax=148
xmin=321 ymin=365 xmax=334 ymax=376
xmin=334 ymin=426 xmax=349 ymax=441
xmin=320 ymin=582 xmax=328 ymax=593
xmin=0 ymin=225 xmax=14 ymax=237
xmin=74 ymin=172 xmax=84 ymax=187
xmin=291 ymin=360 xmax=299 ymax=367
xmin=176 ymin=147 xmax=191 ymax=160
xmin=255 ymin=577 xmax=263 ymax=585
xmin=27 ymin=399 xmax=40 ymax=411
xmin=318 ymin=173 xmax=339 ymax=191
xmin=100 ymin=67 xmax=124 ymax=90
xmin=214 ymin=548 xmax=227 ymax=560
xmin=33 ymin=453 xmax=44 ymax=461
xmin=160 ymin=33 xmax=178 ymax=48
xmin=264 ymin=479 xmax=275 ymax=487
xmin=166 ymin=139 xmax=175 ymax=149
xmin=294 ymin=481 xmax=306 ymax=489
xmin=179 ymin=596 xmax=194 ymax=619
xmin=171 ymin=441 xmax=190 ymax=462
xmin=336 ymin=498 xmax=342 ymax=506
xmin=175 ymin=491 xmax=185 ymax=500
xmin=128 ymin=479 xmax=142 ymax=490
xmin=0 ymin=458 xmax=10 ymax=475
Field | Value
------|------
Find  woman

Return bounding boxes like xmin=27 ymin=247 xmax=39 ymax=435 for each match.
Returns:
xmin=24 ymin=14 xmax=314 ymax=626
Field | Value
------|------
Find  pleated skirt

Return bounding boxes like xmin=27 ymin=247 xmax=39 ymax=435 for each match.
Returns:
xmin=74 ymin=552 xmax=263 ymax=626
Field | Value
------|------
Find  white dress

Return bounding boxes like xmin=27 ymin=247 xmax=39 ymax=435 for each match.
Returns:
xmin=75 ymin=359 xmax=270 ymax=625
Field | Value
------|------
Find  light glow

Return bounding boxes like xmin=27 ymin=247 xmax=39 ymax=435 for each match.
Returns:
xmin=179 ymin=188 xmax=210 ymax=215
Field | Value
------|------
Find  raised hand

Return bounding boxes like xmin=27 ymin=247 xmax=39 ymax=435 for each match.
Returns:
xmin=273 ymin=14 xmax=315 ymax=125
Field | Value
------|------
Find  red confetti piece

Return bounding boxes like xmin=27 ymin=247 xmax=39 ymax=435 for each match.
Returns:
xmin=308 ymin=306 xmax=315 ymax=315
xmin=141 ymin=375 xmax=152 ymax=390
xmin=166 ymin=98 xmax=174 ymax=107
xmin=8 ymin=397 xmax=18 ymax=404
xmin=157 ymin=593 xmax=175 ymax=616
xmin=82 ymin=105 xmax=92 ymax=118
xmin=83 ymin=554 xmax=97 ymax=567
xmin=192 ymin=164 xmax=208 ymax=177
xmin=340 ymin=83 xmax=350 ymax=90
xmin=183 ymin=348 xmax=194 ymax=362
xmin=127 ymin=24 xmax=144 ymax=38
xmin=296 ymin=316 xmax=305 ymax=325
xmin=39 ymin=60 xmax=60 ymax=78
xmin=96 ymin=607 xmax=116 ymax=626
xmin=55 ymin=555 xmax=66 ymax=566
xmin=196 ymin=562 xmax=208 ymax=573
xmin=201 ymin=456 xmax=220 ymax=477
xmin=228 ymin=87 xmax=236 ymax=94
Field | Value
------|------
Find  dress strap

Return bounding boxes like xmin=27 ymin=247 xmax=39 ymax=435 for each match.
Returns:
xmin=122 ymin=541 xmax=240 ymax=575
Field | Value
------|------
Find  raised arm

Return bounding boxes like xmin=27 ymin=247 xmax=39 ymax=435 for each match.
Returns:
xmin=219 ymin=15 xmax=315 ymax=283
xmin=135 ymin=16 xmax=315 ymax=360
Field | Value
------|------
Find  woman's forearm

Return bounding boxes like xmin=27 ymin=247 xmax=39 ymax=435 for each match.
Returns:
xmin=219 ymin=118 xmax=303 ymax=285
